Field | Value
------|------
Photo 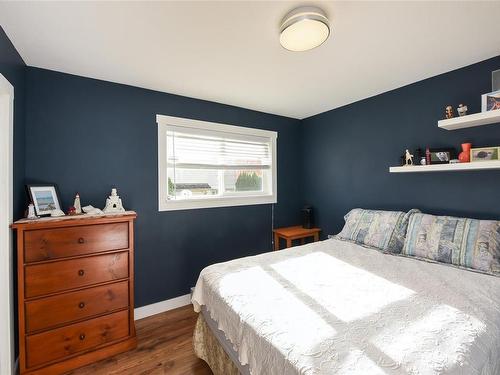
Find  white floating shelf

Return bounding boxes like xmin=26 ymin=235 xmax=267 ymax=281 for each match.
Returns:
xmin=390 ymin=161 xmax=500 ymax=173
xmin=438 ymin=109 xmax=500 ymax=130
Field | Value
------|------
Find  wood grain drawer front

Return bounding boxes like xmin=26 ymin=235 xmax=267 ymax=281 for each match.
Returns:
xmin=26 ymin=309 xmax=130 ymax=368
xmin=24 ymin=222 xmax=129 ymax=262
xmin=25 ymin=252 xmax=129 ymax=298
xmin=25 ymin=281 xmax=129 ymax=333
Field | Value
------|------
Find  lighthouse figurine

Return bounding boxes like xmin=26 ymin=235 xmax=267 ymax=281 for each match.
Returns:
xmin=73 ymin=193 xmax=82 ymax=214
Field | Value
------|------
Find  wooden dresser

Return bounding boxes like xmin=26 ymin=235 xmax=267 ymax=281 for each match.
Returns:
xmin=11 ymin=212 xmax=137 ymax=374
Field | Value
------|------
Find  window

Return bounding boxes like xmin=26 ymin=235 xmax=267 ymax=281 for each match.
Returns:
xmin=157 ymin=115 xmax=277 ymax=211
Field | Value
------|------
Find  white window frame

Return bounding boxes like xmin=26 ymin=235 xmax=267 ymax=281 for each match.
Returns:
xmin=0 ymin=73 xmax=14 ymax=375
xmin=157 ymin=114 xmax=277 ymax=211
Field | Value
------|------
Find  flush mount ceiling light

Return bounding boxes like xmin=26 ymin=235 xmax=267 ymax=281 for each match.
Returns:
xmin=279 ymin=6 xmax=330 ymax=52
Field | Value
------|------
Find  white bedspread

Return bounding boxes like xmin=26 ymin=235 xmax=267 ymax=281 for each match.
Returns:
xmin=192 ymin=238 xmax=500 ymax=375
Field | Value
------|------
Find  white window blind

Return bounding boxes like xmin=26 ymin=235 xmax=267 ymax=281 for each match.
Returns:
xmin=157 ymin=115 xmax=277 ymax=211
xmin=167 ymin=127 xmax=272 ymax=171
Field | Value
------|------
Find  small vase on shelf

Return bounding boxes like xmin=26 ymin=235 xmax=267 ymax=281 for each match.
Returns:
xmin=458 ymin=143 xmax=472 ymax=163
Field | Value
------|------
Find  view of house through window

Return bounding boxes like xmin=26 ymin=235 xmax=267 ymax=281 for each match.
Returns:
xmin=157 ymin=115 xmax=277 ymax=211
xmin=167 ymin=170 xmax=263 ymax=199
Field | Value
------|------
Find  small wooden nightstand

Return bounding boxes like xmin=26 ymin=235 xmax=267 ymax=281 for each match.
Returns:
xmin=273 ymin=226 xmax=321 ymax=250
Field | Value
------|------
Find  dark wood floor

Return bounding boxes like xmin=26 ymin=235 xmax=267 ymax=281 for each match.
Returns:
xmin=69 ymin=305 xmax=213 ymax=375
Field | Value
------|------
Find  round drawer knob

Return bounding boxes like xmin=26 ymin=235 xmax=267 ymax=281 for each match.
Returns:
xmin=78 ymin=237 xmax=85 ymax=244
xmin=78 ymin=269 xmax=85 ymax=276
xmin=79 ymin=333 xmax=86 ymax=341
xmin=78 ymin=302 xmax=85 ymax=309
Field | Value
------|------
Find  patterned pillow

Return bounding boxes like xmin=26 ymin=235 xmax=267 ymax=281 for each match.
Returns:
xmin=403 ymin=213 xmax=500 ymax=275
xmin=336 ymin=208 xmax=420 ymax=253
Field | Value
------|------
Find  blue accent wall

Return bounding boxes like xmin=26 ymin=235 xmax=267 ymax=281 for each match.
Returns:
xmin=25 ymin=68 xmax=302 ymax=307
xmin=301 ymin=56 xmax=500 ymax=238
xmin=0 ymin=27 xmax=26 ymax=219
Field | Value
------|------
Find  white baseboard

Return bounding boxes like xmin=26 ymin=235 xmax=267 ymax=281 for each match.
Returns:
xmin=134 ymin=293 xmax=191 ymax=320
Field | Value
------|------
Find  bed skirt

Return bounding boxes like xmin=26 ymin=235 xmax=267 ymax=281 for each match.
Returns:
xmin=193 ymin=313 xmax=240 ymax=375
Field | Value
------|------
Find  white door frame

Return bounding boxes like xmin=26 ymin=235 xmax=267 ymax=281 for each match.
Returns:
xmin=0 ymin=73 xmax=15 ymax=375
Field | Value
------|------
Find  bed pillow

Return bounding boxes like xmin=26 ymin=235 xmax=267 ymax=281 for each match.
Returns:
xmin=403 ymin=213 xmax=500 ymax=275
xmin=336 ymin=208 xmax=419 ymax=253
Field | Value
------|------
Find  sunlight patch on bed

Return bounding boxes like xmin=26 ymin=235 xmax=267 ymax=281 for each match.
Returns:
xmin=270 ymin=252 xmax=415 ymax=322
xmin=219 ymin=266 xmax=336 ymax=358
xmin=372 ymin=304 xmax=485 ymax=374
xmin=334 ymin=350 xmax=388 ymax=375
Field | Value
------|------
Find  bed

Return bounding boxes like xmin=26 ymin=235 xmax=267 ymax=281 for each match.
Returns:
xmin=192 ymin=237 xmax=500 ymax=375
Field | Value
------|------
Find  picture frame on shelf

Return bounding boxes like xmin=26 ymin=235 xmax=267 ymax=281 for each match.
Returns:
xmin=481 ymin=90 xmax=500 ymax=112
xmin=26 ymin=184 xmax=62 ymax=216
xmin=470 ymin=147 xmax=499 ymax=162
xmin=428 ymin=148 xmax=457 ymax=165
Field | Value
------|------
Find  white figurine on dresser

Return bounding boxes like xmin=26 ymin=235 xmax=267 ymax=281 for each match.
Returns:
xmin=82 ymin=205 xmax=104 ymax=215
xmin=26 ymin=204 xmax=38 ymax=219
xmin=73 ymin=193 xmax=82 ymax=214
xmin=50 ymin=209 xmax=65 ymax=217
xmin=103 ymin=188 xmax=125 ymax=213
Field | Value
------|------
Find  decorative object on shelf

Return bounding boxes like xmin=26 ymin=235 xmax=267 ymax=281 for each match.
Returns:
xmin=73 ymin=193 xmax=82 ymax=214
xmin=404 ymin=149 xmax=414 ymax=166
xmin=26 ymin=203 xmax=38 ymax=220
xmin=493 ymin=69 xmax=500 ymax=91
xmin=50 ymin=209 xmax=65 ymax=217
xmin=481 ymin=90 xmax=500 ymax=112
xmin=457 ymin=104 xmax=468 ymax=116
xmin=470 ymin=146 xmax=499 ymax=162
xmin=458 ymin=143 xmax=472 ymax=163
xmin=67 ymin=206 xmax=77 ymax=215
xmin=449 ymin=159 xmax=460 ymax=164
xmin=426 ymin=147 xmax=431 ymax=165
xmin=420 ymin=157 xmax=426 ymax=165
xmin=427 ymin=148 xmax=457 ymax=165
xmin=82 ymin=205 xmax=104 ymax=215
xmin=301 ymin=205 xmax=313 ymax=229
xmin=26 ymin=184 xmax=62 ymax=217
xmin=445 ymin=105 xmax=454 ymax=119
xmin=414 ymin=148 xmax=423 ymax=164
xmin=103 ymin=188 xmax=125 ymax=213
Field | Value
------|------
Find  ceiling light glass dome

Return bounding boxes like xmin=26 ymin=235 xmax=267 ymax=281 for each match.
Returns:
xmin=280 ymin=6 xmax=330 ymax=52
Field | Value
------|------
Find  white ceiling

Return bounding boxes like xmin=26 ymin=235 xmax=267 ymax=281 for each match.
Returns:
xmin=1 ymin=1 xmax=500 ymax=119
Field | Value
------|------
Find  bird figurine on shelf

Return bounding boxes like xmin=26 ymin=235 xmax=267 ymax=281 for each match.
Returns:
xmin=457 ymin=104 xmax=468 ymax=116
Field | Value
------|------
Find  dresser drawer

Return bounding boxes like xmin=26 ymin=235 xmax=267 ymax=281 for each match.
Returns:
xmin=25 ymin=280 xmax=129 ymax=333
xmin=24 ymin=222 xmax=129 ymax=263
xmin=26 ymin=309 xmax=130 ymax=368
xmin=25 ymin=252 xmax=129 ymax=298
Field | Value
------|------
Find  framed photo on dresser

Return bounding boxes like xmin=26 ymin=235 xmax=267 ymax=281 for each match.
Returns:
xmin=26 ymin=184 xmax=62 ymax=216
